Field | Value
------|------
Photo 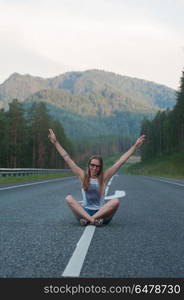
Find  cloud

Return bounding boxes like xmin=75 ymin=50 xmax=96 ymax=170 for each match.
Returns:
xmin=0 ymin=29 xmax=72 ymax=80
xmin=0 ymin=0 xmax=183 ymax=88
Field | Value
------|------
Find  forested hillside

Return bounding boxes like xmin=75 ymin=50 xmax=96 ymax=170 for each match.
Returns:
xmin=0 ymin=69 xmax=177 ymax=168
xmin=0 ymin=100 xmax=73 ymax=168
xmin=0 ymin=69 xmax=176 ymax=112
xmin=47 ymin=70 xmax=175 ymax=109
xmin=0 ymin=69 xmax=176 ymax=140
xmin=0 ymin=99 xmax=135 ymax=167
xmin=139 ymin=69 xmax=184 ymax=161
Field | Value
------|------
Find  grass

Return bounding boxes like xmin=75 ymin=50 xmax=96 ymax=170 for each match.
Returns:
xmin=80 ymin=151 xmax=184 ymax=179
xmin=125 ymin=151 xmax=184 ymax=179
xmin=103 ymin=152 xmax=122 ymax=169
xmin=1 ymin=150 xmax=183 ymax=184
xmin=0 ymin=172 xmax=73 ymax=184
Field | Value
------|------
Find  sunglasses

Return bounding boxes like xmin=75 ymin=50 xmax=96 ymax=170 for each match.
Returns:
xmin=89 ymin=163 xmax=101 ymax=168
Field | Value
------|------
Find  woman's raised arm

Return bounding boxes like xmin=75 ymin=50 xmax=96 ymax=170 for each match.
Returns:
xmin=104 ymin=135 xmax=146 ymax=181
xmin=48 ymin=129 xmax=84 ymax=180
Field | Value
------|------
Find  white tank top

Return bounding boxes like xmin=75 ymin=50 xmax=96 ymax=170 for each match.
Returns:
xmin=81 ymin=178 xmax=105 ymax=210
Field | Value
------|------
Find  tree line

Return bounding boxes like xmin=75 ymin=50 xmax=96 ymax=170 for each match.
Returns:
xmin=0 ymin=99 xmax=134 ymax=169
xmin=0 ymin=100 xmax=73 ymax=168
xmin=140 ymin=69 xmax=184 ymax=161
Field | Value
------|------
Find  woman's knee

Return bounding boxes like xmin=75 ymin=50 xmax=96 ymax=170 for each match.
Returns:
xmin=65 ymin=195 xmax=74 ymax=204
xmin=112 ymin=198 xmax=120 ymax=208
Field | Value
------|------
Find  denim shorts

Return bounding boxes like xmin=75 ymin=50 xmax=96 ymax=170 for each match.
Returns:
xmin=77 ymin=207 xmax=112 ymax=224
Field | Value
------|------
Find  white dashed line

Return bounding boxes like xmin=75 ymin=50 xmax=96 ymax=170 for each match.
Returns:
xmin=62 ymin=225 xmax=96 ymax=277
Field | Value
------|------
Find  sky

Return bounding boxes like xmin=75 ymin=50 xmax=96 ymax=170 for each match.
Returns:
xmin=0 ymin=0 xmax=184 ymax=90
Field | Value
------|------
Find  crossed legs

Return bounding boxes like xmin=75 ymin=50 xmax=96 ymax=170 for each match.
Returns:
xmin=65 ymin=195 xmax=120 ymax=225
xmin=65 ymin=195 xmax=93 ymax=223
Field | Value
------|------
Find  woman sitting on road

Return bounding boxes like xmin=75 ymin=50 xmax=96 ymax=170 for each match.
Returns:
xmin=48 ymin=129 xmax=145 ymax=226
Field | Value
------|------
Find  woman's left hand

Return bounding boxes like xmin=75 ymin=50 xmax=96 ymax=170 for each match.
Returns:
xmin=135 ymin=135 xmax=146 ymax=149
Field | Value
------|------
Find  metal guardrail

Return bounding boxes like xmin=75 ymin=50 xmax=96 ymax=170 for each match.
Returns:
xmin=0 ymin=168 xmax=70 ymax=178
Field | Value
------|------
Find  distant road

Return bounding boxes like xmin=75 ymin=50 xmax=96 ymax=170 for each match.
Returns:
xmin=0 ymin=174 xmax=184 ymax=278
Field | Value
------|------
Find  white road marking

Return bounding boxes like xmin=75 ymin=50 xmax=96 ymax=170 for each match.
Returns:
xmin=62 ymin=225 xmax=96 ymax=277
xmin=105 ymin=190 xmax=126 ymax=200
xmin=0 ymin=177 xmax=73 ymax=191
xmin=62 ymin=175 xmax=117 ymax=277
xmin=157 ymin=179 xmax=184 ymax=187
xmin=105 ymin=186 xmax=109 ymax=195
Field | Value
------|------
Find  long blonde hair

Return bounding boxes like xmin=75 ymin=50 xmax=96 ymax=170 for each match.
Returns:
xmin=82 ymin=155 xmax=104 ymax=193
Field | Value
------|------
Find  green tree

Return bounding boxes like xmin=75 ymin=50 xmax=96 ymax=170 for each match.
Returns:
xmin=173 ymin=69 xmax=184 ymax=148
xmin=0 ymin=108 xmax=7 ymax=167
xmin=5 ymin=99 xmax=27 ymax=167
xmin=140 ymin=117 xmax=153 ymax=161
xmin=28 ymin=102 xmax=51 ymax=167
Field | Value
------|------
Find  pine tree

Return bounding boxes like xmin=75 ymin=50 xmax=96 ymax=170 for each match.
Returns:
xmin=29 ymin=102 xmax=51 ymax=167
xmin=0 ymin=108 xmax=7 ymax=167
xmin=140 ymin=117 xmax=153 ymax=161
xmin=173 ymin=69 xmax=184 ymax=148
xmin=6 ymin=99 xmax=26 ymax=167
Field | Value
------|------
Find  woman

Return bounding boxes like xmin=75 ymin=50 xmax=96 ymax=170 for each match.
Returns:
xmin=48 ymin=129 xmax=145 ymax=226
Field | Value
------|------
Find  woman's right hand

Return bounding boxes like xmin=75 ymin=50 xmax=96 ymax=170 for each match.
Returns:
xmin=48 ymin=128 xmax=57 ymax=144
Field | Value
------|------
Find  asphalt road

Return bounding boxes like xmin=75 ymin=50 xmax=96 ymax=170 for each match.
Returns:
xmin=0 ymin=174 xmax=184 ymax=278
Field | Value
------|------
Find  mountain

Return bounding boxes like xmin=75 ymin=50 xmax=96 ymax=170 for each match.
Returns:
xmin=0 ymin=69 xmax=176 ymax=138
xmin=0 ymin=69 xmax=176 ymax=109
xmin=48 ymin=70 xmax=176 ymax=109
